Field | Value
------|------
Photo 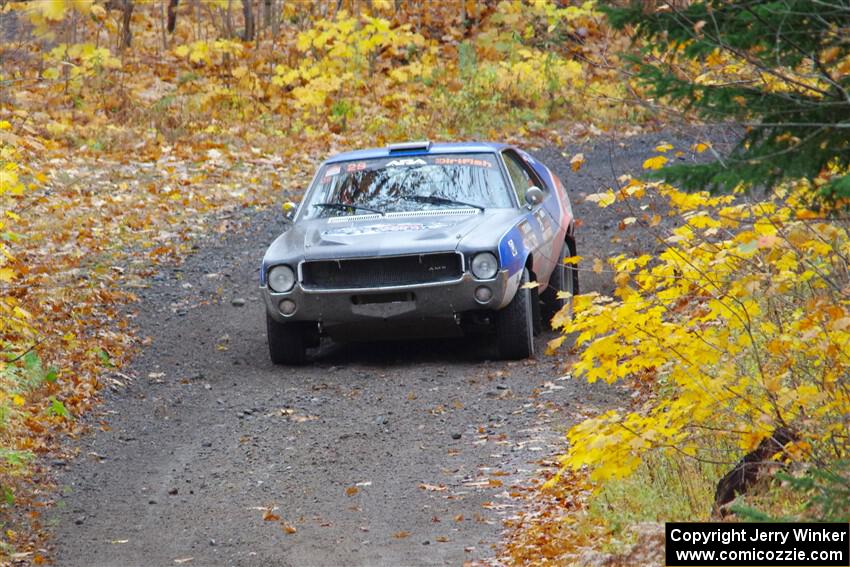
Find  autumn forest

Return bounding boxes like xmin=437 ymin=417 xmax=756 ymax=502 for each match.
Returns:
xmin=1 ymin=0 xmax=849 ymax=565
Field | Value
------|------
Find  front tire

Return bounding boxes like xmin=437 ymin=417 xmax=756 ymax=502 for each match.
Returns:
xmin=267 ymin=313 xmax=306 ymax=365
xmin=542 ymin=239 xmax=578 ymax=324
xmin=496 ymin=268 xmax=535 ymax=360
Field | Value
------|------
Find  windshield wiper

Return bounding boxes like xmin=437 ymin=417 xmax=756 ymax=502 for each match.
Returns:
xmin=407 ymin=194 xmax=485 ymax=211
xmin=312 ymin=202 xmax=384 ymax=216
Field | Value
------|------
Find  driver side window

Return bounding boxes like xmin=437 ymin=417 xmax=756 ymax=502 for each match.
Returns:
xmin=503 ymin=151 xmax=536 ymax=205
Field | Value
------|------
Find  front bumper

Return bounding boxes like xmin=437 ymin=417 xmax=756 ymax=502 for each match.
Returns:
xmin=263 ymin=269 xmax=513 ymax=326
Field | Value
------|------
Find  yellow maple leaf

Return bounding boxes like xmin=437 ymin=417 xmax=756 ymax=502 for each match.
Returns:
xmin=546 ymin=335 xmax=567 ymax=354
xmin=654 ymin=142 xmax=673 ymax=153
xmin=739 ymin=430 xmax=768 ymax=451
xmin=642 ymin=156 xmax=668 ymax=170
xmin=585 ymin=191 xmax=616 ymax=207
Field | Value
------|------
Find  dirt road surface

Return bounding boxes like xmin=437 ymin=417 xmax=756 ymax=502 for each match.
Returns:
xmin=50 ymin=131 xmax=726 ymax=566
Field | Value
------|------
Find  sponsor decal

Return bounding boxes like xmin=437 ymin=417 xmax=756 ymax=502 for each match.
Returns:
xmin=433 ymin=157 xmax=493 ymax=168
xmin=385 ymin=158 xmax=427 ymax=167
xmin=498 ymin=225 xmax=526 ymax=276
xmin=518 ymin=220 xmax=539 ymax=249
xmin=321 ymin=165 xmax=341 ymax=184
xmin=535 ymin=208 xmax=554 ymax=239
xmin=322 ymin=222 xmax=449 ymax=236
xmin=346 ymin=162 xmax=367 ymax=173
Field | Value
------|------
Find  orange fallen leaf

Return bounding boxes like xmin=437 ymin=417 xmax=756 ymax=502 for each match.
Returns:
xmin=393 ymin=531 xmax=411 ymax=539
xmin=569 ymin=153 xmax=585 ymax=172
xmin=346 ymin=486 xmax=359 ymax=497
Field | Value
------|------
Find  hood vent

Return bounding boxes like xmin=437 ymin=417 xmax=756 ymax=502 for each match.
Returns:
xmin=326 ymin=208 xmax=480 ymax=224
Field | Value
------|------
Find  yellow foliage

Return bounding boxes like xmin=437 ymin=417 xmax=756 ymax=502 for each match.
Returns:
xmin=551 ymin=179 xmax=850 ymax=485
xmin=31 ymin=0 xmax=67 ymax=21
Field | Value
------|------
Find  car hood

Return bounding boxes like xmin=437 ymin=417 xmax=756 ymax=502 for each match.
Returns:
xmin=265 ymin=209 xmax=518 ymax=262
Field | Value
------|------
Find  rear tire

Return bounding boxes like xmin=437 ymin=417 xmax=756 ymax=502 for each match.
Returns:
xmin=542 ymin=239 xmax=578 ymax=324
xmin=496 ymin=268 xmax=535 ymax=360
xmin=267 ymin=313 xmax=307 ymax=365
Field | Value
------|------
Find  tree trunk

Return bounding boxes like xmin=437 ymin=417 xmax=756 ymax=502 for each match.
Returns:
xmin=262 ymin=0 xmax=272 ymax=28
xmin=242 ymin=0 xmax=255 ymax=40
xmin=713 ymin=427 xmax=797 ymax=515
xmin=271 ymin=0 xmax=280 ymax=40
xmin=167 ymin=0 xmax=180 ymax=33
xmin=222 ymin=0 xmax=234 ymax=37
xmin=121 ymin=0 xmax=134 ymax=48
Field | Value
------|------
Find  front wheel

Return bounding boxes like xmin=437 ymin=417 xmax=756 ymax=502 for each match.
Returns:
xmin=496 ymin=268 xmax=535 ymax=360
xmin=542 ymin=239 xmax=578 ymax=324
xmin=267 ymin=313 xmax=307 ymax=365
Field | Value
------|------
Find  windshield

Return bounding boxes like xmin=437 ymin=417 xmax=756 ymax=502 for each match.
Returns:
xmin=300 ymin=153 xmax=513 ymax=219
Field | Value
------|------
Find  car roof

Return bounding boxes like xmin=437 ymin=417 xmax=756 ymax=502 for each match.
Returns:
xmin=324 ymin=142 xmax=511 ymax=164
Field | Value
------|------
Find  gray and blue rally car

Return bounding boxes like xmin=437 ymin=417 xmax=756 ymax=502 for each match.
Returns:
xmin=260 ymin=141 xmax=578 ymax=364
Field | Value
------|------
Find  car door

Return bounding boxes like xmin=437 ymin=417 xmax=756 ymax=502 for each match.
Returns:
xmin=501 ymin=150 xmax=558 ymax=280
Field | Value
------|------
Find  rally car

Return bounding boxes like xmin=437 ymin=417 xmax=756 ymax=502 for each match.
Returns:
xmin=260 ymin=141 xmax=578 ymax=364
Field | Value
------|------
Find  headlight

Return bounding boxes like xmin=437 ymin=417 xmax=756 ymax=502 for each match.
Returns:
xmin=471 ymin=252 xmax=498 ymax=280
xmin=268 ymin=265 xmax=296 ymax=292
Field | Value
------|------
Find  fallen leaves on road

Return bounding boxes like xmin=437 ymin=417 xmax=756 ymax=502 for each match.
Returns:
xmin=262 ymin=510 xmax=281 ymax=522
xmin=570 ymin=153 xmax=585 ymax=172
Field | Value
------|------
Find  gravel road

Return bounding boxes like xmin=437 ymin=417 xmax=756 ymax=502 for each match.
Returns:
xmin=50 ymin=130 xmax=730 ymax=566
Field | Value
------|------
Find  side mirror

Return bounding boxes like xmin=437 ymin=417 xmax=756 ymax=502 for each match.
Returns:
xmin=282 ymin=201 xmax=297 ymax=222
xmin=524 ymin=186 xmax=544 ymax=207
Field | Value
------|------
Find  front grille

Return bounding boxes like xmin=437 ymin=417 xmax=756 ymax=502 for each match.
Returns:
xmin=301 ymin=253 xmax=463 ymax=290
